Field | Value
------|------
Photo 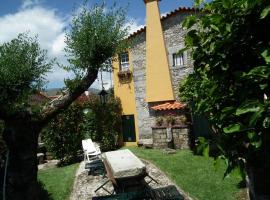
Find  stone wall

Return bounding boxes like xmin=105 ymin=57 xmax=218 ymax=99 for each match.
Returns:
xmin=130 ymin=33 xmax=155 ymax=140
xmin=152 ymin=127 xmax=190 ymax=149
xmin=163 ymin=13 xmax=194 ymax=101
xmin=130 ymin=11 xmax=194 ymax=141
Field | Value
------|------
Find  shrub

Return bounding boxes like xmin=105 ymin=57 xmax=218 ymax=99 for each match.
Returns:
xmin=83 ymin=95 xmax=122 ymax=152
xmin=43 ymin=103 xmax=85 ymax=164
xmin=180 ymin=0 xmax=270 ymax=197
xmin=43 ymin=95 xmax=122 ymax=162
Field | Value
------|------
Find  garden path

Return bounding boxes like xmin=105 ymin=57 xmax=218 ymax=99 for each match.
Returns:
xmin=70 ymin=158 xmax=193 ymax=200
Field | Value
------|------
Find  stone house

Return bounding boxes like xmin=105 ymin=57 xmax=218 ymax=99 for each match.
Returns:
xmin=113 ymin=0 xmax=196 ymax=149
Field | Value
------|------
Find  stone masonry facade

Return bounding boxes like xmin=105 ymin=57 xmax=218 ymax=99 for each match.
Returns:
xmin=130 ymin=12 xmax=193 ymax=144
xmin=152 ymin=127 xmax=190 ymax=149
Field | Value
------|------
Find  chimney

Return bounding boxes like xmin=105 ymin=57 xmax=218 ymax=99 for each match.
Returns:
xmin=144 ymin=0 xmax=174 ymax=102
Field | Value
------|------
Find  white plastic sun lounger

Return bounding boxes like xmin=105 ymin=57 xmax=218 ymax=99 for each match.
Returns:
xmin=82 ymin=139 xmax=101 ymax=162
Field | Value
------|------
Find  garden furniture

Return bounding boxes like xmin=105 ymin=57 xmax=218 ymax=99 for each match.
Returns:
xmin=102 ymin=149 xmax=148 ymax=192
xmin=82 ymin=139 xmax=101 ymax=162
xmin=95 ymin=149 xmax=159 ymax=195
xmin=92 ymin=185 xmax=184 ymax=200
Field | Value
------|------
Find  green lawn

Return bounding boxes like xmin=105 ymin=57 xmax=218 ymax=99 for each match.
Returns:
xmin=38 ymin=163 xmax=79 ymax=200
xmin=127 ymin=147 xmax=245 ymax=200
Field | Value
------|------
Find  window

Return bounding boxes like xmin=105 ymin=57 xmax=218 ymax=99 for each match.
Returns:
xmin=120 ymin=52 xmax=129 ymax=71
xmin=173 ymin=53 xmax=184 ymax=66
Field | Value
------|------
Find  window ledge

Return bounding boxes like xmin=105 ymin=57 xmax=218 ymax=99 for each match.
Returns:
xmin=117 ymin=69 xmax=132 ymax=77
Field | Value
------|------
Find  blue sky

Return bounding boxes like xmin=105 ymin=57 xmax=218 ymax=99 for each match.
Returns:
xmin=0 ymin=0 xmax=195 ymax=89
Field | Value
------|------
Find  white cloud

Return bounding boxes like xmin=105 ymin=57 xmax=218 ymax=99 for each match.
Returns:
xmin=21 ymin=0 xmax=41 ymax=10
xmin=52 ymin=33 xmax=66 ymax=56
xmin=0 ymin=3 xmax=71 ymax=89
xmin=0 ymin=6 xmax=66 ymax=53
xmin=125 ymin=18 xmax=144 ymax=35
xmin=161 ymin=12 xmax=169 ymax=18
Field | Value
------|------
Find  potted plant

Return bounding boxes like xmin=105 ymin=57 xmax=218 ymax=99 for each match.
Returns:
xmin=155 ymin=117 xmax=164 ymax=126
xmin=179 ymin=115 xmax=187 ymax=125
xmin=165 ymin=115 xmax=175 ymax=126
xmin=117 ymin=69 xmax=132 ymax=79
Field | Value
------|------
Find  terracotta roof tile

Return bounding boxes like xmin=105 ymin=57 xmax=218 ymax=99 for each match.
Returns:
xmin=151 ymin=101 xmax=186 ymax=111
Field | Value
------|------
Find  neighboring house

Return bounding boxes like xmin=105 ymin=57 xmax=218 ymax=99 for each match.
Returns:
xmin=113 ymin=0 xmax=196 ymax=148
xmin=48 ymin=91 xmax=93 ymax=104
xmin=29 ymin=91 xmax=51 ymax=106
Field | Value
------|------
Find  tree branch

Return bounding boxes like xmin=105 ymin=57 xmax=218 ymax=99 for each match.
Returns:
xmin=40 ymin=68 xmax=98 ymax=125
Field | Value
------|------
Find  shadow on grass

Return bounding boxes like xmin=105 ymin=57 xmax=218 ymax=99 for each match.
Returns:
xmin=37 ymin=181 xmax=53 ymax=200
xmin=57 ymin=155 xmax=83 ymax=167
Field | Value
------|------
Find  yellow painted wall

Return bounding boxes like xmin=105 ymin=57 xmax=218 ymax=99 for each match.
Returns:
xmin=145 ymin=0 xmax=175 ymax=102
xmin=113 ymin=52 xmax=139 ymax=146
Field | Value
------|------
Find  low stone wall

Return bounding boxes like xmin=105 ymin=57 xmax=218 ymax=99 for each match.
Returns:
xmin=152 ymin=126 xmax=190 ymax=150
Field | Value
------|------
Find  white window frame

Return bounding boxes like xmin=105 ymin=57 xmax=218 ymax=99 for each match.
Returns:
xmin=173 ymin=53 xmax=184 ymax=66
xmin=120 ymin=52 xmax=129 ymax=71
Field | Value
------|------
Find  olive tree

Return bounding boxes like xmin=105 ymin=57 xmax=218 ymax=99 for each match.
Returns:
xmin=180 ymin=0 xmax=270 ymax=199
xmin=0 ymin=3 xmax=128 ymax=200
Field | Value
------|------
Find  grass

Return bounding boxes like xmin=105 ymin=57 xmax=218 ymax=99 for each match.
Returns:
xmin=38 ymin=163 xmax=79 ymax=200
xmin=127 ymin=147 xmax=245 ymax=200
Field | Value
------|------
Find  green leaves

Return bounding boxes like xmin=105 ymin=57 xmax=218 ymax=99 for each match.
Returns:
xmin=236 ymin=100 xmax=264 ymax=126
xmin=65 ymin=2 xmax=129 ymax=75
xmin=210 ymin=24 xmax=220 ymax=32
xmin=261 ymin=49 xmax=270 ymax=64
xmin=185 ymin=30 xmax=198 ymax=47
xmin=222 ymin=0 xmax=232 ymax=9
xmin=223 ymin=123 xmax=243 ymax=134
xmin=260 ymin=5 xmax=270 ymax=19
xmin=195 ymin=137 xmax=210 ymax=157
xmin=0 ymin=33 xmax=53 ymax=111
xmin=182 ymin=15 xmax=197 ymax=29
xmin=247 ymin=131 xmax=262 ymax=148
xmin=194 ymin=0 xmax=205 ymax=8
xmin=236 ymin=100 xmax=263 ymax=116
xmin=179 ymin=0 xmax=270 ymax=181
xmin=263 ymin=117 xmax=270 ymax=128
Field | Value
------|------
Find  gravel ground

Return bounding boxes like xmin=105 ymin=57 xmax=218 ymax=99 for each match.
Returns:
xmin=70 ymin=159 xmax=193 ymax=200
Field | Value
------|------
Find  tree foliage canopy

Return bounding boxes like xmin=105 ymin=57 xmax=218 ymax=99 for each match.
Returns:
xmin=0 ymin=34 xmax=52 ymax=111
xmin=0 ymin=2 xmax=128 ymax=122
xmin=180 ymin=0 xmax=270 ymax=175
xmin=64 ymin=2 xmax=128 ymax=89
xmin=40 ymin=2 xmax=128 ymax=120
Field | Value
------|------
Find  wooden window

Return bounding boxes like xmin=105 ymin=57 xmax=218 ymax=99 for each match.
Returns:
xmin=120 ymin=52 xmax=129 ymax=71
xmin=173 ymin=53 xmax=184 ymax=66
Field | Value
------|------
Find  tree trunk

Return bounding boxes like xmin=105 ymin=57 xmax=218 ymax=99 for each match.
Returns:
xmin=249 ymin=165 xmax=270 ymax=200
xmin=3 ymin=118 xmax=40 ymax=200
xmin=247 ymin=143 xmax=270 ymax=200
xmin=246 ymin=167 xmax=255 ymax=200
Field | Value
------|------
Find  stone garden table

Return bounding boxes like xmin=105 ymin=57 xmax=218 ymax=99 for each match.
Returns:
xmin=102 ymin=149 xmax=147 ymax=193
